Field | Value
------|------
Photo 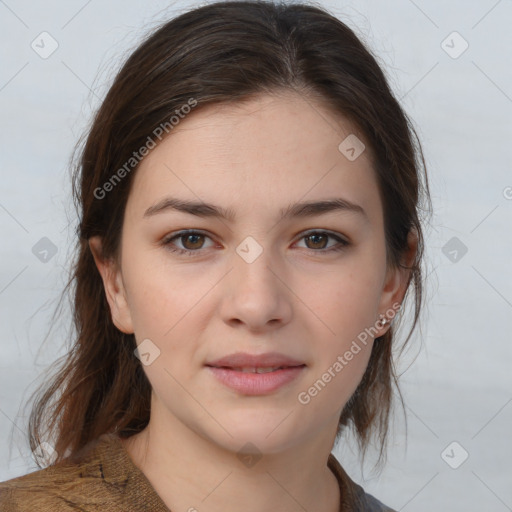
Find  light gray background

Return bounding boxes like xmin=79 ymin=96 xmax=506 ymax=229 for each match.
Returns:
xmin=1 ymin=0 xmax=511 ymax=510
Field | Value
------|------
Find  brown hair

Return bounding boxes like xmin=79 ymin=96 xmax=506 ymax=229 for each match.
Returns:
xmin=24 ymin=0 xmax=432 ymax=471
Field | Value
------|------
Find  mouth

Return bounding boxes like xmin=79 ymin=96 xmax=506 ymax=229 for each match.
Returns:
xmin=206 ymin=364 xmax=306 ymax=373
xmin=205 ymin=364 xmax=307 ymax=395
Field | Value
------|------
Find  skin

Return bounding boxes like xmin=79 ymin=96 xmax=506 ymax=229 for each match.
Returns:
xmin=89 ymin=90 xmax=415 ymax=512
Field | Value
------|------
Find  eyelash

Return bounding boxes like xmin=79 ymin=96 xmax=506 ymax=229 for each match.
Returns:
xmin=161 ymin=229 xmax=350 ymax=257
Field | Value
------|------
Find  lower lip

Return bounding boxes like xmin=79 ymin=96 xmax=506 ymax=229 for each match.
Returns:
xmin=206 ymin=365 xmax=306 ymax=395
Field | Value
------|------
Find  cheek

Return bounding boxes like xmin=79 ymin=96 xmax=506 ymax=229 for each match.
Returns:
xmin=122 ymin=253 xmax=194 ymax=334
xmin=124 ymin=262 xmax=214 ymax=371
xmin=300 ymin=259 xmax=382 ymax=404
xmin=298 ymin=340 xmax=373 ymax=419
xmin=126 ymin=277 xmax=171 ymax=336
xmin=306 ymin=263 xmax=384 ymax=341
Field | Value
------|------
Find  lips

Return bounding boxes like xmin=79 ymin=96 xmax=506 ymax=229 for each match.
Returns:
xmin=205 ymin=351 xmax=306 ymax=370
xmin=206 ymin=365 xmax=306 ymax=395
xmin=227 ymin=366 xmax=296 ymax=373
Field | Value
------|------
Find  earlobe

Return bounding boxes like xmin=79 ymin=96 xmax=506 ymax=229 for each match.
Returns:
xmin=378 ymin=229 xmax=418 ymax=330
xmin=88 ymin=236 xmax=134 ymax=334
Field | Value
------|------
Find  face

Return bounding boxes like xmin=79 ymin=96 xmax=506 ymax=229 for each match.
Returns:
xmin=90 ymin=91 xmax=409 ymax=455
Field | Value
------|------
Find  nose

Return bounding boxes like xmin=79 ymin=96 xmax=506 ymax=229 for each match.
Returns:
xmin=219 ymin=240 xmax=293 ymax=333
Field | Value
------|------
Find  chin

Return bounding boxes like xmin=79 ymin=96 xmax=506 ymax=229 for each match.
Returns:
xmin=207 ymin=418 xmax=307 ymax=456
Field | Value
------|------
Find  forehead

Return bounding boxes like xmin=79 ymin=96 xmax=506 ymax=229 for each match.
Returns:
xmin=125 ymin=92 xmax=381 ymax=225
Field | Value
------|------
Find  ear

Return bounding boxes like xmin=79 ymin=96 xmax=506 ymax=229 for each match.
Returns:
xmin=88 ymin=236 xmax=134 ymax=334
xmin=377 ymin=228 xmax=418 ymax=333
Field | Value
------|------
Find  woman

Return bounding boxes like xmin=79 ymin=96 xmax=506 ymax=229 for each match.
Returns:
xmin=0 ymin=1 xmax=431 ymax=510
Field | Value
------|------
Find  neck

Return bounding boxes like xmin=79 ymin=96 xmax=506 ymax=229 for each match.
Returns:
xmin=121 ymin=401 xmax=341 ymax=512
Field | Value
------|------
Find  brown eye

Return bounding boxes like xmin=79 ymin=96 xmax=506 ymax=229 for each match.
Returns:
xmin=180 ymin=233 xmax=205 ymax=250
xmin=304 ymin=233 xmax=329 ymax=250
xmin=162 ymin=230 xmax=215 ymax=255
xmin=163 ymin=229 xmax=349 ymax=257
xmin=296 ymin=231 xmax=349 ymax=253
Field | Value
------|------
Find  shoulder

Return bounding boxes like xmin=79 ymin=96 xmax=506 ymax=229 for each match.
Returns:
xmin=363 ymin=492 xmax=397 ymax=512
xmin=0 ymin=434 xmax=130 ymax=512
xmin=327 ymin=453 xmax=397 ymax=512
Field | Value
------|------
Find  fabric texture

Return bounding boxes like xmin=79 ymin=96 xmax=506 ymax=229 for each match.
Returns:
xmin=0 ymin=433 xmax=395 ymax=511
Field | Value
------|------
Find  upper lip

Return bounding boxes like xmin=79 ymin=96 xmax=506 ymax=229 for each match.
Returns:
xmin=206 ymin=351 xmax=306 ymax=369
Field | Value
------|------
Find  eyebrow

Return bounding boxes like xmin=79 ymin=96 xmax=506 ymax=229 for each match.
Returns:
xmin=143 ymin=196 xmax=368 ymax=222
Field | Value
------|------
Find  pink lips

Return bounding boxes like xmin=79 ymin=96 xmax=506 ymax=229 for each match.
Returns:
xmin=205 ymin=351 xmax=307 ymax=395
xmin=206 ymin=365 xmax=306 ymax=395
xmin=206 ymin=351 xmax=305 ymax=369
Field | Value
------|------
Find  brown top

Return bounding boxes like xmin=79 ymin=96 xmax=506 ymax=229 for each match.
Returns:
xmin=0 ymin=433 xmax=395 ymax=511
